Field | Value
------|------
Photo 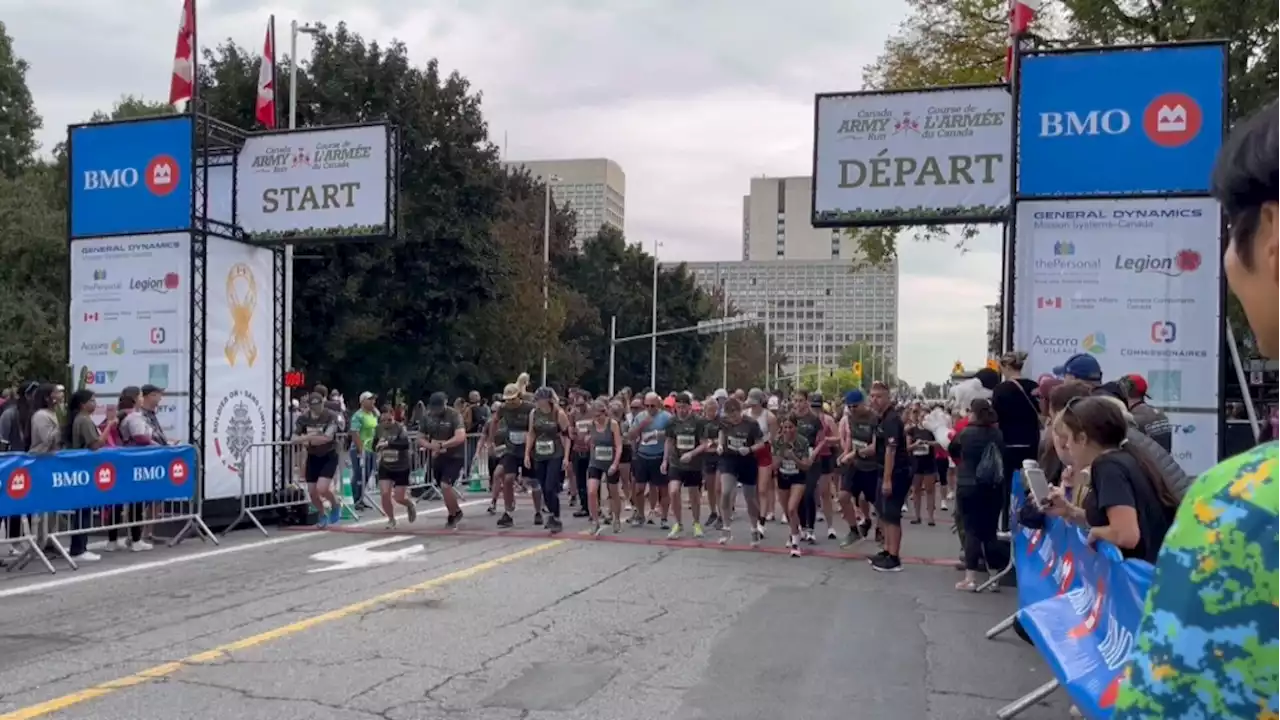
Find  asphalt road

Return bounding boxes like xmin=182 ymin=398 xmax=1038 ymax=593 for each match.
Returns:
xmin=0 ymin=495 xmax=1073 ymax=720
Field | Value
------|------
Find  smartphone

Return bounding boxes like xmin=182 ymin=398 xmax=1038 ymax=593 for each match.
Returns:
xmin=1024 ymin=466 xmax=1051 ymax=503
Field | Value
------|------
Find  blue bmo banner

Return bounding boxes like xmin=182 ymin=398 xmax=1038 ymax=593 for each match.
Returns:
xmin=1018 ymin=44 xmax=1225 ymax=196
xmin=0 ymin=445 xmax=198 ymax=516
xmin=1010 ymin=478 xmax=1155 ymax=719
xmin=69 ymin=115 xmax=194 ymax=238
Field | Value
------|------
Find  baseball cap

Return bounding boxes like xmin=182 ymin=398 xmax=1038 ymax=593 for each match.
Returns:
xmin=713 ymin=388 xmax=728 ymax=401
xmin=663 ymin=395 xmax=676 ymax=409
xmin=359 ymin=391 xmax=375 ymax=402
xmin=428 ymin=391 xmax=448 ymax=408
xmin=1052 ymin=353 xmax=1103 ymax=382
xmin=675 ymin=391 xmax=693 ymax=405
xmin=1122 ymin=374 xmax=1149 ymax=400
xmin=844 ymin=389 xmax=864 ymax=405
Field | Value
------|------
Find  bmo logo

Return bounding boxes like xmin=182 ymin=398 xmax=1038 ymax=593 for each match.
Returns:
xmin=6 ymin=468 xmax=32 ymax=501
xmin=1039 ymin=109 xmax=1131 ymax=138
xmin=52 ymin=470 xmax=91 ymax=488
xmin=94 ymin=463 xmax=118 ymax=492
xmin=82 ymin=154 xmax=180 ymax=197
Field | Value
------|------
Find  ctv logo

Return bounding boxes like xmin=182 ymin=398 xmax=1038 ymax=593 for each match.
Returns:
xmin=1037 ymin=93 xmax=1203 ymax=148
xmin=1151 ymin=321 xmax=1177 ymax=343
xmin=82 ymin=154 xmax=180 ymax=197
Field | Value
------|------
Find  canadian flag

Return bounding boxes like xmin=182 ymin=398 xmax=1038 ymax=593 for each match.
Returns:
xmin=255 ymin=16 xmax=277 ymax=129
xmin=168 ymin=0 xmax=195 ymax=108
xmin=1004 ymin=0 xmax=1041 ymax=81
xmin=1037 ymin=297 xmax=1062 ymax=309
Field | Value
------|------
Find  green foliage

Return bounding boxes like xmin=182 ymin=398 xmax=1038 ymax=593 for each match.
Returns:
xmin=921 ymin=381 xmax=945 ymax=399
xmin=0 ymin=21 xmax=41 ymax=180
xmin=835 ymin=342 xmax=898 ymax=390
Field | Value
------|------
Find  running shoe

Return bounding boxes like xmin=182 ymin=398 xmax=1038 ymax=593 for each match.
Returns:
xmin=327 ymin=507 xmax=342 ymax=525
xmin=750 ymin=529 xmax=762 ymax=548
xmin=789 ymin=544 xmax=801 ymax=558
xmin=547 ymin=516 xmax=563 ymax=534
xmin=487 ymin=502 xmax=497 ymax=515
xmin=666 ymin=522 xmax=682 ymax=539
xmin=446 ymin=511 xmax=462 ymax=530
xmin=591 ymin=522 xmax=605 ymax=537
xmin=692 ymin=522 xmax=704 ymax=538
xmin=803 ymin=530 xmax=816 ymax=545
xmin=659 ymin=518 xmax=669 ymax=531
xmin=940 ymin=499 xmax=950 ymax=512
xmin=534 ymin=513 xmax=544 ymax=526
xmin=718 ymin=528 xmax=731 ymax=545
xmin=406 ymin=503 xmax=417 ymax=524
xmin=384 ymin=520 xmax=397 ymax=530
xmin=573 ymin=509 xmax=590 ymax=518
xmin=756 ymin=522 xmax=767 ymax=538
xmin=496 ymin=512 xmax=513 ymax=528
xmin=840 ymin=530 xmax=860 ymax=548
xmin=859 ymin=519 xmax=873 ymax=538
xmin=868 ymin=549 xmax=891 ymax=565
xmin=612 ymin=519 xmax=622 ymax=534
xmin=765 ymin=513 xmax=775 ymax=523
xmin=316 ymin=514 xmax=329 ymax=529
xmin=705 ymin=512 xmax=719 ymax=528
xmin=871 ymin=554 xmax=903 ymax=572
xmin=827 ymin=528 xmax=838 ymax=540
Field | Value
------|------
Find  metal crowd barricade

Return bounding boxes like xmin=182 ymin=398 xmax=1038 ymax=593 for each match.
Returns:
xmin=224 ymin=439 xmax=348 ymax=536
xmin=4 ymin=445 xmax=213 ymax=576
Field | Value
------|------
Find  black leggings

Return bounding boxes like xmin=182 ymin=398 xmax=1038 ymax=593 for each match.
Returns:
xmin=958 ymin=485 xmax=1005 ymax=572
xmin=798 ymin=469 xmax=819 ymax=530
xmin=108 ymin=504 xmax=144 ymax=544
xmin=574 ymin=455 xmax=589 ymax=502
xmin=533 ymin=458 xmax=564 ymax=519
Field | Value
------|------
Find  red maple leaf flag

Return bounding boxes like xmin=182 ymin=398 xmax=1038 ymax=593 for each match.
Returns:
xmin=168 ymin=0 xmax=195 ymax=108
xmin=1004 ymin=0 xmax=1041 ymax=82
xmin=256 ymin=16 xmax=278 ymax=128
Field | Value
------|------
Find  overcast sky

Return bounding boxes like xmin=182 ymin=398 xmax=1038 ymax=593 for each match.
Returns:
xmin=5 ymin=0 xmax=1002 ymax=386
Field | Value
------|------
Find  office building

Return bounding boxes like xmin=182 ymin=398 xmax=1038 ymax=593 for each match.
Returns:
xmin=742 ymin=176 xmax=866 ymax=261
xmin=985 ymin=303 xmax=1002 ymax=357
xmin=673 ymin=260 xmax=899 ymax=373
xmin=502 ymin=158 xmax=626 ymax=245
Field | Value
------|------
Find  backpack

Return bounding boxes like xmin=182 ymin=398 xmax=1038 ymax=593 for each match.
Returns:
xmin=975 ymin=440 xmax=1004 ymax=486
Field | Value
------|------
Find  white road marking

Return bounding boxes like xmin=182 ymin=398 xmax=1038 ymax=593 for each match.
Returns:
xmin=0 ymin=498 xmax=490 ymax=599
xmin=308 ymin=535 xmax=425 ymax=573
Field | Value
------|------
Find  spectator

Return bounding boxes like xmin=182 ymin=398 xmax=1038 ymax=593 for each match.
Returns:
xmin=992 ymin=351 xmax=1041 ymax=530
xmin=348 ymin=392 xmax=380 ymax=509
xmin=1052 ymin=353 xmax=1103 ymax=389
xmin=120 ymin=385 xmax=170 ymax=446
xmin=948 ymin=398 xmax=1006 ymax=591
xmin=1116 ymin=374 xmax=1173 ymax=452
xmin=102 ymin=391 xmax=149 ymax=551
xmin=1094 ymin=383 xmax=1193 ymax=499
xmin=1040 ymin=397 xmax=1177 ymax=563
xmin=63 ymin=389 xmax=108 ymax=562
xmin=28 ymin=384 xmax=61 ymax=453
xmin=0 ymin=381 xmax=37 ymax=452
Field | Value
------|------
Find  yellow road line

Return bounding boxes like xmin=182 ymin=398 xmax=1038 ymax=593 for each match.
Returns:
xmin=0 ymin=540 xmax=564 ymax=720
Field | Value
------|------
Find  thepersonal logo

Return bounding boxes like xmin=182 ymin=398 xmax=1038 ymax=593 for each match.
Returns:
xmin=1053 ymin=240 xmax=1075 ymax=257
xmin=1151 ymin=321 xmax=1177 ymax=343
xmin=83 ymin=154 xmax=180 ymax=197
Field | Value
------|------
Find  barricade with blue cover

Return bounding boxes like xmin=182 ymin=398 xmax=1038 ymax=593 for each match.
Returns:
xmin=993 ymin=471 xmax=1155 ymax=720
xmin=0 ymin=446 xmax=212 ymax=574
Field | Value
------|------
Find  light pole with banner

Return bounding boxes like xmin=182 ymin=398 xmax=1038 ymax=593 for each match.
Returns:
xmin=608 ymin=314 xmax=759 ymax=397
xmin=540 ymin=174 xmax=560 ymax=387
xmin=650 ymin=239 xmax=662 ymax=390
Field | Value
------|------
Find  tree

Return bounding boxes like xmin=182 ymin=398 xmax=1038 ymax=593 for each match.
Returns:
xmin=0 ymin=165 xmax=66 ymax=386
xmin=921 ymin=381 xmax=946 ymax=399
xmin=835 ymin=341 xmax=898 ymax=390
xmin=0 ymin=21 xmax=41 ymax=180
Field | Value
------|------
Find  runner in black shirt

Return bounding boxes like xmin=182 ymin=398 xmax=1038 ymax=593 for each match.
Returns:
xmin=869 ymin=382 xmax=911 ymax=572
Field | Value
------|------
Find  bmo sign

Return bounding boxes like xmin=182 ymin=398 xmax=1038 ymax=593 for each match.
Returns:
xmin=69 ymin=115 xmax=193 ymax=238
xmin=1017 ymin=43 xmax=1225 ymax=197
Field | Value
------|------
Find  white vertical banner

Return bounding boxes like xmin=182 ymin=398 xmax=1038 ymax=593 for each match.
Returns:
xmin=1013 ymin=196 xmax=1222 ymax=474
xmin=204 ymin=236 xmax=276 ymax=500
xmin=69 ymin=234 xmax=191 ymax=442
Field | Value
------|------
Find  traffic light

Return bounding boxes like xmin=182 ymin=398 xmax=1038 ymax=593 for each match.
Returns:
xmin=852 ymin=361 xmax=863 ymax=378
xmin=952 ymin=361 xmax=965 ymax=375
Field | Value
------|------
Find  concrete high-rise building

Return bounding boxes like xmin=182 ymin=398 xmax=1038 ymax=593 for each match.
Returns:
xmin=672 ymin=260 xmax=899 ymax=374
xmin=673 ymin=174 xmax=899 ymax=376
xmin=501 ymin=158 xmax=625 ymax=245
xmin=985 ymin=303 xmax=1002 ymax=357
xmin=742 ymin=176 xmax=866 ymax=261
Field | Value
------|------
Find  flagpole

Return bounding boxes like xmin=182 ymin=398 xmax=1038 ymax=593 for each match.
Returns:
xmin=189 ymin=0 xmax=198 ymax=112
xmin=270 ymin=15 xmax=279 ymax=129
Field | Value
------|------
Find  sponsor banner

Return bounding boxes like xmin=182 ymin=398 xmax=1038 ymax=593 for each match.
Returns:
xmin=69 ymin=116 xmax=193 ymax=237
xmin=236 ymin=124 xmax=389 ymax=239
xmin=1018 ymin=44 xmax=1225 ymax=196
xmin=204 ymin=236 xmax=276 ymax=500
xmin=200 ymin=161 xmax=234 ymax=227
xmin=1011 ymin=481 xmax=1152 ymax=720
xmin=0 ymin=445 xmax=197 ymax=517
xmin=1014 ymin=197 xmax=1221 ymax=411
xmin=69 ymin=235 xmax=191 ymax=442
xmin=1165 ymin=410 xmax=1219 ymax=477
xmin=812 ymin=86 xmax=1011 ymax=226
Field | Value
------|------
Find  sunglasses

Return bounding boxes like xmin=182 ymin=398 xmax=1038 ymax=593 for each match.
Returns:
xmin=645 ymin=403 xmax=660 ymax=409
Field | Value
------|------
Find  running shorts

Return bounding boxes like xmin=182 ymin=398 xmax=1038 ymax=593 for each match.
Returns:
xmin=777 ymin=471 xmax=804 ymax=491
xmin=501 ymin=453 xmax=528 ymax=477
xmin=305 ymin=452 xmax=339 ymax=484
xmin=754 ymin=444 xmax=773 ymax=466
xmin=818 ymin=454 xmax=835 ymax=475
xmin=432 ymin=456 xmax=464 ymax=486
xmin=633 ymin=455 xmax=665 ymax=485
xmin=718 ymin=455 xmax=758 ymax=485
xmin=875 ymin=469 xmax=914 ymax=525
xmin=380 ymin=468 xmax=410 ymax=487
xmin=587 ymin=466 xmax=619 ymax=484
xmin=912 ymin=453 xmax=936 ymax=476
xmin=620 ymin=445 xmax=633 ymax=464
xmin=841 ymin=467 xmax=879 ymax=503
xmin=674 ymin=468 xmax=702 ymax=488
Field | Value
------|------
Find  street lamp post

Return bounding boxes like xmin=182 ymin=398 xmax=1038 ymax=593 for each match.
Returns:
xmin=540 ymin=175 xmax=560 ymax=387
xmin=285 ymin=20 xmax=319 ymax=373
xmin=650 ymin=239 xmax=661 ymax=390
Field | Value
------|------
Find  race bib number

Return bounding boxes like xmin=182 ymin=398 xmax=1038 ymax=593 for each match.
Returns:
xmin=593 ymin=446 xmax=614 ymax=462
xmin=493 ymin=444 xmax=507 ymax=455
xmin=508 ymin=431 xmax=527 ymax=445
xmin=675 ymin=434 xmax=696 ymax=450
xmin=305 ymin=426 xmax=323 ymax=436
xmin=912 ymin=446 xmax=929 ymax=456
xmin=852 ymin=440 xmax=869 ymax=451
xmin=780 ymin=459 xmax=798 ymax=474
xmin=640 ymin=430 xmax=661 ymax=446
xmin=535 ymin=439 xmax=555 ymax=456
xmin=576 ymin=420 xmax=591 ymax=435
xmin=378 ymin=448 xmax=401 ymax=464
xmin=727 ymin=436 xmax=745 ymax=450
